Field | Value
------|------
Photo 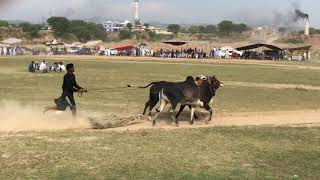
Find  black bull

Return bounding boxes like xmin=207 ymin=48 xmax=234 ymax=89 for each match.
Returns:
xmin=141 ymin=76 xmax=199 ymax=119
xmin=141 ymin=76 xmax=223 ymax=126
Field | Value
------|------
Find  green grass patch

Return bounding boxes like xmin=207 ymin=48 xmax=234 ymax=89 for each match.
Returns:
xmin=0 ymin=127 xmax=319 ymax=179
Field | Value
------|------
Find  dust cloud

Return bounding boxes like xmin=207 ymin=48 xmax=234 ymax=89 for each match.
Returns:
xmin=0 ymin=101 xmax=91 ymax=132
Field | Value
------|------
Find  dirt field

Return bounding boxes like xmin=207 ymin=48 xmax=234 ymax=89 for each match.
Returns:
xmin=0 ymin=56 xmax=319 ymax=179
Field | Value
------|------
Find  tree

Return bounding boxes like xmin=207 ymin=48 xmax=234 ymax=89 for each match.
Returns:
xmin=167 ymin=24 xmax=181 ymax=35
xmin=127 ymin=23 xmax=133 ymax=31
xmin=144 ymin=23 xmax=150 ymax=28
xmin=309 ymin=27 xmax=320 ymax=35
xmin=69 ymin=20 xmax=87 ymax=27
xmin=198 ymin=26 xmax=206 ymax=34
xmin=205 ymin=25 xmax=217 ymax=34
xmin=233 ymin=23 xmax=248 ymax=33
xmin=188 ymin=25 xmax=199 ymax=34
xmin=119 ymin=29 xmax=134 ymax=40
xmin=149 ymin=31 xmax=157 ymax=39
xmin=87 ymin=23 xmax=106 ymax=40
xmin=0 ymin=20 xmax=9 ymax=27
xmin=218 ymin=20 xmax=234 ymax=35
xmin=180 ymin=27 xmax=188 ymax=33
xmin=69 ymin=26 xmax=91 ymax=42
xmin=47 ymin=17 xmax=70 ymax=35
xmin=19 ymin=23 xmax=42 ymax=37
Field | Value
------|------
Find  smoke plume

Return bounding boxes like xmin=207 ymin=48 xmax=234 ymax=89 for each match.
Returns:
xmin=294 ymin=9 xmax=309 ymax=20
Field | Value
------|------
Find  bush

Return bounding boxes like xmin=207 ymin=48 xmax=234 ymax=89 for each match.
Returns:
xmin=167 ymin=24 xmax=181 ymax=35
xmin=0 ymin=20 xmax=9 ymax=27
xmin=119 ymin=29 xmax=134 ymax=40
xmin=19 ymin=23 xmax=42 ymax=37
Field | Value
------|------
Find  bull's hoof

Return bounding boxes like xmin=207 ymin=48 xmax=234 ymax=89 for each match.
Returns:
xmin=152 ymin=121 xmax=156 ymax=126
xmin=175 ymin=122 xmax=180 ymax=127
xmin=189 ymin=121 xmax=194 ymax=125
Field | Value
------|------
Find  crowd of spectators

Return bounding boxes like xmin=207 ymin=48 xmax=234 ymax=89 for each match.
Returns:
xmin=0 ymin=45 xmax=24 ymax=56
xmin=28 ymin=60 xmax=66 ymax=73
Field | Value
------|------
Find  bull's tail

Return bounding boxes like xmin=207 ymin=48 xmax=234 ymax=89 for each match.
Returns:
xmin=139 ymin=82 xmax=156 ymax=89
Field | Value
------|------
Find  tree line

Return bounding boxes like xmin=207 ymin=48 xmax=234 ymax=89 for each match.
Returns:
xmin=167 ymin=21 xmax=251 ymax=36
xmin=47 ymin=17 xmax=106 ymax=42
xmin=0 ymin=17 xmax=106 ymax=42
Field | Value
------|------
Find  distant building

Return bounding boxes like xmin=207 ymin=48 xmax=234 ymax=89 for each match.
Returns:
xmin=103 ymin=20 xmax=131 ymax=32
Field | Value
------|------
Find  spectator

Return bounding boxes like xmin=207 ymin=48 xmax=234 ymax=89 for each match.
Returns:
xmin=60 ymin=62 xmax=66 ymax=72
xmin=28 ymin=61 xmax=35 ymax=73
xmin=39 ymin=60 xmax=48 ymax=73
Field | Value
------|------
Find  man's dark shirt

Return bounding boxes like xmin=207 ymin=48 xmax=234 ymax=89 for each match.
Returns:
xmin=28 ymin=64 xmax=35 ymax=72
xmin=62 ymin=72 xmax=81 ymax=98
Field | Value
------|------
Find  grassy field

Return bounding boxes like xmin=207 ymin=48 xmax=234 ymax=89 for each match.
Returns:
xmin=1 ymin=127 xmax=319 ymax=179
xmin=1 ymin=56 xmax=320 ymax=113
xmin=0 ymin=56 xmax=319 ymax=179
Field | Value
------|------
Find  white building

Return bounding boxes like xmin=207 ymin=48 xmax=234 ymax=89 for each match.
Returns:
xmin=103 ymin=20 xmax=131 ymax=32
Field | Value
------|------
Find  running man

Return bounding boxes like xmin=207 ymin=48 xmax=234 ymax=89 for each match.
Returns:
xmin=44 ymin=63 xmax=87 ymax=117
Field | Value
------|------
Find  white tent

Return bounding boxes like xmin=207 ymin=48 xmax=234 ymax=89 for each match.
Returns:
xmin=1 ymin=38 xmax=22 ymax=45
xmin=46 ymin=39 xmax=61 ymax=46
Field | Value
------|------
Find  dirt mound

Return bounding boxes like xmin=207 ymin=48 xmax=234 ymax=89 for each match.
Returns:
xmin=89 ymin=114 xmax=148 ymax=129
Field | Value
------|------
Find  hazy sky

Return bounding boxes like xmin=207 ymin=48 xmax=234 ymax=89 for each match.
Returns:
xmin=0 ymin=0 xmax=318 ymax=27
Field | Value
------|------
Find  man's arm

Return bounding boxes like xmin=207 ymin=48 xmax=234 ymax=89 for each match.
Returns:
xmin=73 ymin=76 xmax=82 ymax=92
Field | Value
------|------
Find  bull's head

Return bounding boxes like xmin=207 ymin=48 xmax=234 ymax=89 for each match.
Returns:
xmin=208 ymin=76 xmax=224 ymax=90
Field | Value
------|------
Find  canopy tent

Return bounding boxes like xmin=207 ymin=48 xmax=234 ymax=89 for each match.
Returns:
xmin=115 ymin=45 xmax=136 ymax=51
xmin=288 ymin=45 xmax=312 ymax=60
xmin=162 ymin=41 xmax=187 ymax=46
xmin=288 ymin=45 xmax=312 ymax=52
xmin=236 ymin=43 xmax=283 ymax=51
xmin=83 ymin=40 xmax=102 ymax=47
xmin=1 ymin=38 xmax=22 ymax=45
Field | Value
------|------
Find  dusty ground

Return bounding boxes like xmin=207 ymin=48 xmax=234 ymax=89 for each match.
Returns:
xmin=106 ymin=109 xmax=320 ymax=132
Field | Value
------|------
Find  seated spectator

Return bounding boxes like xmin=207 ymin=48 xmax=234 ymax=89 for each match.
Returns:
xmin=39 ymin=60 xmax=48 ymax=73
xmin=51 ymin=62 xmax=57 ymax=72
xmin=28 ymin=61 xmax=35 ymax=73
xmin=34 ymin=61 xmax=40 ymax=71
xmin=59 ymin=62 xmax=66 ymax=72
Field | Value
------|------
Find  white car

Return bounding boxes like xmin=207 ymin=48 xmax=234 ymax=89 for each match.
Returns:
xmin=104 ymin=48 xmax=118 ymax=56
xmin=109 ymin=49 xmax=118 ymax=56
xmin=67 ymin=47 xmax=80 ymax=54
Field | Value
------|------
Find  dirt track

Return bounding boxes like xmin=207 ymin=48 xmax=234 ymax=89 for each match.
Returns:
xmin=225 ymin=81 xmax=320 ymax=91
xmin=108 ymin=110 xmax=320 ymax=132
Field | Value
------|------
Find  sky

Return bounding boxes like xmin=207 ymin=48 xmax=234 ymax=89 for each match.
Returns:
xmin=0 ymin=0 xmax=319 ymax=27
